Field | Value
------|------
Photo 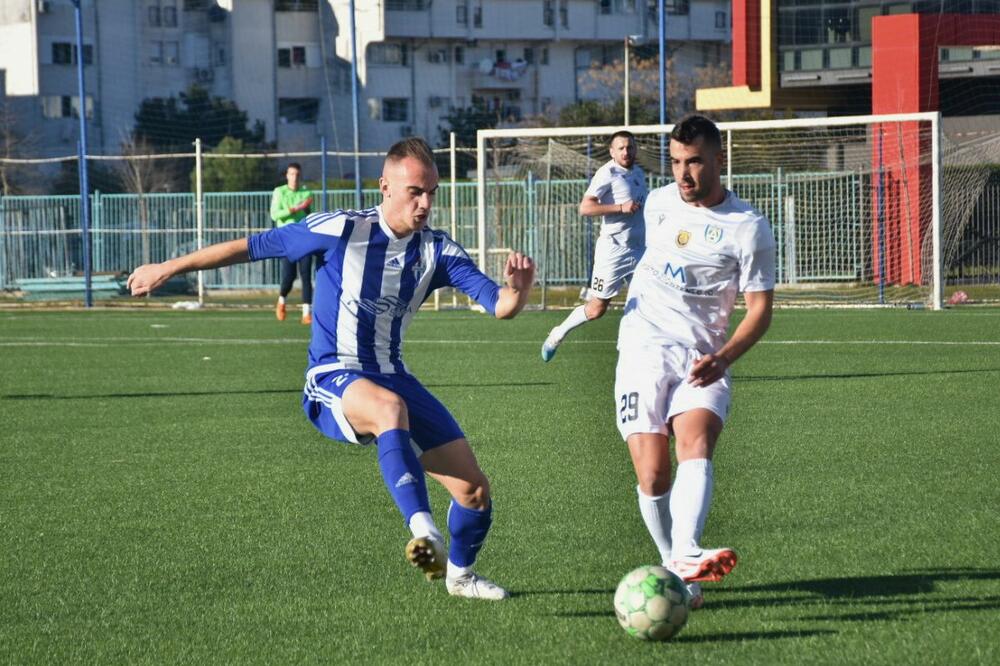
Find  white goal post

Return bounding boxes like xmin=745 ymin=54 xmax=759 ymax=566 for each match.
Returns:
xmin=476 ymin=112 xmax=944 ymax=310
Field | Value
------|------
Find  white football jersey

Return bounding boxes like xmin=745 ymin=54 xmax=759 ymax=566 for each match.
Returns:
xmin=619 ymin=183 xmax=776 ymax=354
xmin=584 ymin=159 xmax=647 ymax=242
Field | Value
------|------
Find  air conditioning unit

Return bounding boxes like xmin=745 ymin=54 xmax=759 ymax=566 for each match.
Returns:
xmin=399 ymin=125 xmax=413 ymax=137
xmin=37 ymin=0 xmax=51 ymax=14
xmin=427 ymin=96 xmax=444 ymax=108
xmin=196 ymin=68 xmax=214 ymax=82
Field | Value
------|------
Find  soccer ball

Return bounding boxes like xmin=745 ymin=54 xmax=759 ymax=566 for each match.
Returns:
xmin=613 ymin=565 xmax=690 ymax=641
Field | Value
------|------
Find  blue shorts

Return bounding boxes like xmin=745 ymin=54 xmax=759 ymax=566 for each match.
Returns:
xmin=302 ymin=369 xmax=464 ymax=454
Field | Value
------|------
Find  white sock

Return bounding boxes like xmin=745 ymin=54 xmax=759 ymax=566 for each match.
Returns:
xmin=636 ymin=486 xmax=672 ymax=565
xmin=408 ymin=511 xmax=443 ymax=542
xmin=302 ymin=303 xmax=311 ymax=316
xmin=447 ymin=560 xmax=471 ymax=581
xmin=278 ymin=296 xmax=286 ymax=305
xmin=551 ymin=305 xmax=589 ymax=341
xmin=669 ymin=458 xmax=714 ymax=559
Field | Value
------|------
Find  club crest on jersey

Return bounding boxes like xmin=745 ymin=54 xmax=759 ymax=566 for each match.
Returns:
xmin=410 ymin=258 xmax=426 ymax=281
xmin=676 ymin=230 xmax=691 ymax=247
xmin=705 ymin=225 xmax=723 ymax=244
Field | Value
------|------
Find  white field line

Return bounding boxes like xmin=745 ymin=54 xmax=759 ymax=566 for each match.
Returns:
xmin=2 ymin=337 xmax=1000 ymax=347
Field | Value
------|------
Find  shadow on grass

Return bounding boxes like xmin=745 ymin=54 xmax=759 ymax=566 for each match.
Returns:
xmin=726 ymin=568 xmax=1000 ymax=599
xmin=674 ymin=629 xmax=837 ymax=644
xmin=1 ymin=381 xmax=554 ymax=401
xmin=736 ymin=367 xmax=1000 ymax=382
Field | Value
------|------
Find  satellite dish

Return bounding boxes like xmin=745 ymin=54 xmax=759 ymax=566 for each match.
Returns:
xmin=478 ymin=58 xmax=493 ymax=74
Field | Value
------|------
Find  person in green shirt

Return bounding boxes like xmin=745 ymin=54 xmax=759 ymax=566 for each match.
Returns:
xmin=270 ymin=162 xmax=316 ymax=323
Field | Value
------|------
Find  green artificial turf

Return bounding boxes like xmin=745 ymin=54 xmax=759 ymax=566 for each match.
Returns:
xmin=1 ymin=307 xmax=999 ymax=664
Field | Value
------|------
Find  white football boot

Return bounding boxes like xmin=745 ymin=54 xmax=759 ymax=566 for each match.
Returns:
xmin=405 ymin=536 xmax=447 ymax=581
xmin=446 ymin=573 xmax=510 ymax=600
xmin=541 ymin=328 xmax=563 ymax=362
xmin=670 ymin=547 xmax=738 ymax=583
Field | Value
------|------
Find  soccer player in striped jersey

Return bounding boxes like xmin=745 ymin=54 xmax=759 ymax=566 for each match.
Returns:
xmin=128 ymin=137 xmax=535 ymax=601
xmin=616 ymin=116 xmax=775 ymax=609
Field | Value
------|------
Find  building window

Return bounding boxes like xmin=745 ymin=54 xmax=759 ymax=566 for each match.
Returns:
xmin=523 ymin=47 xmax=534 ymax=64
xmin=599 ymin=0 xmax=611 ymax=13
xmin=149 ymin=41 xmax=163 ymax=65
xmin=278 ymin=98 xmax=320 ymax=124
xmin=456 ymin=0 xmax=468 ymax=24
xmin=473 ymin=4 xmax=482 ymax=27
xmin=495 ymin=49 xmax=507 ymax=63
xmin=382 ymin=98 xmax=409 ymax=122
xmin=427 ymin=47 xmax=450 ymax=63
xmin=386 ymin=0 xmax=429 ymax=9
xmin=148 ymin=5 xmax=161 ymax=26
xmin=368 ymin=42 xmax=409 ymax=66
xmin=454 ymin=45 xmax=465 ymax=64
xmin=665 ymin=0 xmax=689 ymax=16
xmin=215 ymin=46 xmax=226 ymax=66
xmin=715 ymin=11 xmax=726 ymax=29
xmin=164 ymin=41 xmax=179 ymax=65
xmin=277 ymin=46 xmax=310 ymax=67
xmin=163 ymin=4 xmax=177 ymax=27
xmin=52 ymin=42 xmax=72 ymax=65
xmin=274 ymin=0 xmax=318 ymax=10
xmin=541 ymin=47 xmax=549 ymax=65
xmin=559 ymin=0 xmax=568 ymax=26
xmin=41 ymin=95 xmax=93 ymax=119
xmin=543 ymin=0 xmax=554 ymax=26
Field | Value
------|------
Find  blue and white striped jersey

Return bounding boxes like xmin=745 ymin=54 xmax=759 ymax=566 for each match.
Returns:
xmin=248 ymin=206 xmax=501 ymax=376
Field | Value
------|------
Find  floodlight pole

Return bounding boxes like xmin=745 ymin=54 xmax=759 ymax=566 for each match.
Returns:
xmin=349 ymin=0 xmax=362 ymax=209
xmin=72 ymin=0 xmax=92 ymax=307
xmin=624 ymin=36 xmax=630 ymax=126
xmin=658 ymin=0 xmax=667 ymax=176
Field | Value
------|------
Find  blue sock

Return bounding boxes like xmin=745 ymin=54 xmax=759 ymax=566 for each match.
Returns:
xmin=376 ymin=429 xmax=430 ymax=525
xmin=447 ymin=499 xmax=492 ymax=568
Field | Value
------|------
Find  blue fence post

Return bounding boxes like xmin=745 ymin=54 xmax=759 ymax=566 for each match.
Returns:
xmin=320 ymin=134 xmax=328 ymax=212
xmin=0 ymin=192 xmax=6 ymax=289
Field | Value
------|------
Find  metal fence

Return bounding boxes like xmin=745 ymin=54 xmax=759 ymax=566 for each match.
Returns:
xmin=2 ymin=175 xmax=998 ymax=293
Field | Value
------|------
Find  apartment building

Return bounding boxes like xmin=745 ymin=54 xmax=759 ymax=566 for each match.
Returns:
xmin=0 ymin=0 xmax=730 ymax=177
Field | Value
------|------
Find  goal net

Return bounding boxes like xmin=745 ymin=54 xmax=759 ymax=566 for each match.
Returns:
xmin=475 ymin=112 xmax=998 ymax=310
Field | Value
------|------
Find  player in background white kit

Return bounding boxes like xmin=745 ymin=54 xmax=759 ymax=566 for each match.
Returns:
xmin=616 ymin=116 xmax=776 ymax=609
xmin=541 ymin=131 xmax=646 ymax=361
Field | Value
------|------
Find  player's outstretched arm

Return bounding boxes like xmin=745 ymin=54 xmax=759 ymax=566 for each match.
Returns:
xmin=127 ymin=238 xmax=251 ymax=297
xmin=494 ymin=251 xmax=535 ymax=320
xmin=688 ymin=289 xmax=774 ymax=387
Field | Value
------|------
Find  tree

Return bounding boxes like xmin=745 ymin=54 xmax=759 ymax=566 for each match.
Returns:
xmin=198 ymin=136 xmax=275 ymax=192
xmin=134 ymin=84 xmax=265 ymax=151
xmin=437 ymin=104 xmax=500 ymax=175
xmin=131 ymin=85 xmax=269 ymax=191
xmin=0 ymin=100 xmax=38 ymax=195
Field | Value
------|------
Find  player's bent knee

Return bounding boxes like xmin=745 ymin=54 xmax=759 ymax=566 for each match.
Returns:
xmin=452 ymin=474 xmax=491 ymax=510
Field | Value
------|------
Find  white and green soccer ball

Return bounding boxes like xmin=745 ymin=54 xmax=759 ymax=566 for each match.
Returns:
xmin=613 ymin=565 xmax=691 ymax=641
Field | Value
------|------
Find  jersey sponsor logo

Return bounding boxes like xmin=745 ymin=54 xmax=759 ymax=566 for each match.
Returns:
xmin=676 ymin=230 xmax=691 ymax=247
xmin=705 ymin=225 xmax=723 ymax=244
xmin=346 ymin=294 xmax=412 ymax=317
xmin=386 ymin=255 xmax=404 ymax=269
xmin=656 ymin=213 xmax=666 ymax=226
xmin=664 ymin=261 xmax=686 ymax=283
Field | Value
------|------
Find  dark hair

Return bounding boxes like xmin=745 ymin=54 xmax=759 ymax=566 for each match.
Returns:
xmin=386 ymin=136 xmax=436 ymax=169
xmin=286 ymin=162 xmax=302 ymax=173
xmin=609 ymin=130 xmax=635 ymax=147
xmin=670 ymin=115 xmax=722 ymax=151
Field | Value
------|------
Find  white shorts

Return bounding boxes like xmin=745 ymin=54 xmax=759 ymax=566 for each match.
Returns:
xmin=614 ymin=344 xmax=731 ymax=441
xmin=588 ymin=234 xmax=641 ymax=300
